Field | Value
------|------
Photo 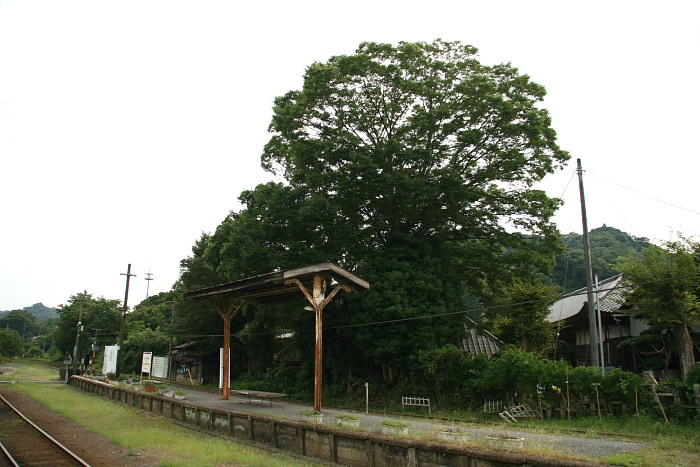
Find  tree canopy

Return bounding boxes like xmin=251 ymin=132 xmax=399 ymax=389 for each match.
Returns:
xmin=616 ymin=238 xmax=700 ymax=380
xmin=53 ymin=292 xmax=122 ymax=361
xmin=553 ymin=225 xmax=651 ymax=292
xmin=178 ymin=40 xmax=569 ymax=381
xmin=0 ymin=328 xmax=23 ymax=360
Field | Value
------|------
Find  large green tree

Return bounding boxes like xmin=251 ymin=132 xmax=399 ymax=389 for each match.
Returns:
xmin=179 ymin=40 xmax=568 ymax=381
xmin=0 ymin=309 xmax=43 ymax=340
xmin=491 ymin=277 xmax=558 ymax=353
xmin=0 ymin=329 xmax=24 ymax=360
xmin=53 ymin=292 xmax=122 ymax=362
xmin=616 ymin=238 xmax=700 ymax=381
xmin=263 ymin=40 xmax=567 ymax=260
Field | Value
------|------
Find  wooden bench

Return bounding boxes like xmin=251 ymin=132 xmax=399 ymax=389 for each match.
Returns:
xmin=402 ymin=396 xmax=431 ymax=414
xmin=230 ymin=390 xmax=287 ymax=406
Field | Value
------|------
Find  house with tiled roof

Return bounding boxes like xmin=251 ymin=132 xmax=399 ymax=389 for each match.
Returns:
xmin=546 ymin=275 xmax=648 ymax=371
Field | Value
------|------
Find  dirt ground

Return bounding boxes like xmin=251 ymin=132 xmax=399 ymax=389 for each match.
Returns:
xmin=0 ymin=389 xmax=163 ymax=467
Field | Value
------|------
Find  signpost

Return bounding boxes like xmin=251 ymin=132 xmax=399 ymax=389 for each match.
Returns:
xmin=102 ymin=345 xmax=118 ymax=377
xmin=140 ymin=351 xmax=153 ymax=384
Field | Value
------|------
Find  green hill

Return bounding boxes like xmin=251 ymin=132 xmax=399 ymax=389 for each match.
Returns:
xmin=0 ymin=303 xmax=58 ymax=322
xmin=552 ymin=225 xmax=651 ymax=292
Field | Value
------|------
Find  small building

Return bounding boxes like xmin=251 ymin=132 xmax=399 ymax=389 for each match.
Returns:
xmin=546 ymin=275 xmax=648 ymax=371
xmin=171 ymin=342 xmax=219 ymax=385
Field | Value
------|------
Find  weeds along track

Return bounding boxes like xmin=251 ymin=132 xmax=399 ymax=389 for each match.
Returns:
xmin=0 ymin=393 xmax=92 ymax=467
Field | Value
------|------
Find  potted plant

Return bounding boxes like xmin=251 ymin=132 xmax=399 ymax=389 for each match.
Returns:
xmin=336 ymin=413 xmax=361 ymax=429
xmin=300 ymin=410 xmax=324 ymax=423
xmin=380 ymin=419 xmax=410 ymax=436
xmin=436 ymin=428 xmax=469 ymax=443
xmin=174 ymin=389 xmax=186 ymax=400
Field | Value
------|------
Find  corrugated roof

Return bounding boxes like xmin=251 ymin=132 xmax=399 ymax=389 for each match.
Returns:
xmin=462 ymin=318 xmax=502 ymax=357
xmin=546 ymin=274 xmax=625 ymax=323
xmin=183 ymin=262 xmax=369 ymax=303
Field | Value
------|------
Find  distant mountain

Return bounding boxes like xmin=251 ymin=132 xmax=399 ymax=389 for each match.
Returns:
xmin=551 ymin=225 xmax=652 ymax=292
xmin=0 ymin=303 xmax=58 ymax=322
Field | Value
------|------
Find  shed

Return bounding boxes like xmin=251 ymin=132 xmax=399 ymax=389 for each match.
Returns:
xmin=183 ymin=262 xmax=369 ymax=411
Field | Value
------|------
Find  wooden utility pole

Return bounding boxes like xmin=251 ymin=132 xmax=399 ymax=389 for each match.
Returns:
xmin=117 ymin=264 xmax=135 ymax=377
xmin=577 ymin=159 xmax=600 ymax=368
xmin=72 ymin=301 xmax=84 ymax=374
xmin=145 ymin=272 xmax=154 ymax=298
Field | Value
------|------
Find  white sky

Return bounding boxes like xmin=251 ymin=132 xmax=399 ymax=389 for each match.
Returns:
xmin=1 ymin=0 xmax=698 ymax=311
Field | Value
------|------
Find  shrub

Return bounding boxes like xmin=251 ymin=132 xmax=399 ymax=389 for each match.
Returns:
xmin=601 ymin=368 xmax=643 ymax=406
xmin=568 ymin=366 xmax=603 ymax=401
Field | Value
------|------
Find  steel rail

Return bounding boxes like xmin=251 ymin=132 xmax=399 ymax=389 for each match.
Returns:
xmin=0 ymin=440 xmax=21 ymax=467
xmin=0 ymin=393 xmax=92 ymax=467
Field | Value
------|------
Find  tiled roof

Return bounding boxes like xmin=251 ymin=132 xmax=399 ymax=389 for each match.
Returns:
xmin=462 ymin=319 xmax=502 ymax=357
xmin=547 ymin=274 xmax=625 ymax=323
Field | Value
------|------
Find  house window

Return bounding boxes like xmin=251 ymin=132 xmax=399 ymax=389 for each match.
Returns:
xmin=576 ymin=329 xmax=589 ymax=346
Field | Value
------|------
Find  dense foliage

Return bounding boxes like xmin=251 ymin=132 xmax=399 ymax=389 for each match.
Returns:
xmin=53 ymin=292 xmax=122 ymax=366
xmin=616 ymin=238 xmax=700 ymax=381
xmin=177 ymin=40 xmax=569 ymax=385
xmin=0 ymin=328 xmax=24 ymax=360
xmin=552 ymin=225 xmax=651 ymax=292
xmin=405 ymin=346 xmax=699 ymax=422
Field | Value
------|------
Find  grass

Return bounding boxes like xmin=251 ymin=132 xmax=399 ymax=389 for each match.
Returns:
xmin=5 ymin=360 xmax=700 ymax=466
xmin=1 ymin=359 xmax=324 ymax=467
xmin=0 ymin=359 xmax=58 ymax=380
xmin=337 ymin=396 xmax=700 ymax=465
xmin=424 ymin=408 xmax=700 ymax=466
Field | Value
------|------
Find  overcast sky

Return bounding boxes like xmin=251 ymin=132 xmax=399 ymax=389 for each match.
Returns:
xmin=1 ymin=1 xmax=698 ymax=311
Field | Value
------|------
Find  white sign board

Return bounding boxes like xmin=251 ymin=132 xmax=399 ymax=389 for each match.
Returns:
xmin=141 ymin=352 xmax=153 ymax=376
xmin=102 ymin=345 xmax=118 ymax=375
xmin=152 ymin=356 xmax=169 ymax=378
xmin=219 ymin=348 xmax=230 ymax=389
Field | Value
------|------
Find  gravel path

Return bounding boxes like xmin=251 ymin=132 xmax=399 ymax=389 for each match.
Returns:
xmin=173 ymin=385 xmax=649 ymax=461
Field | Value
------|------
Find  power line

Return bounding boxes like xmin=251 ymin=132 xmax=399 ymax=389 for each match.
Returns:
xmin=587 ymin=171 xmax=700 ymax=216
xmin=213 ymin=273 xmax=700 ymax=337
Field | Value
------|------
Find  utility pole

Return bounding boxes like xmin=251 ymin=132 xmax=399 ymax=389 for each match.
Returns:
xmin=72 ymin=299 xmax=85 ymax=374
xmin=117 ymin=264 xmax=136 ymax=377
xmin=167 ymin=300 xmax=175 ymax=380
xmin=145 ymin=272 xmax=154 ymax=298
xmin=577 ymin=159 xmax=600 ymax=369
xmin=91 ymin=328 xmax=101 ymax=373
xmin=594 ymin=276 xmax=605 ymax=374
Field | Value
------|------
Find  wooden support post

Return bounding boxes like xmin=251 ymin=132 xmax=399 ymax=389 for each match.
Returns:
xmin=313 ymin=274 xmax=325 ymax=412
xmin=287 ymin=274 xmax=353 ymax=413
xmin=210 ymin=299 xmax=244 ymax=400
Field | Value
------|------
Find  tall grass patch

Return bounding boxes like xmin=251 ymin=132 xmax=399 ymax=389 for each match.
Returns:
xmin=14 ymin=382 xmax=323 ymax=467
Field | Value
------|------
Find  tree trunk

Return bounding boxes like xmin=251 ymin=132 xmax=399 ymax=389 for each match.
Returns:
xmin=673 ymin=322 xmax=696 ymax=381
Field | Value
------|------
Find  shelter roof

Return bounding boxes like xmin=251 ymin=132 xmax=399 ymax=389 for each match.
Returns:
xmin=546 ymin=274 xmax=625 ymax=323
xmin=183 ymin=262 xmax=370 ymax=304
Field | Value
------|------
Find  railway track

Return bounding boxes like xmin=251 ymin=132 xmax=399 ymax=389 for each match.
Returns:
xmin=0 ymin=393 xmax=92 ymax=467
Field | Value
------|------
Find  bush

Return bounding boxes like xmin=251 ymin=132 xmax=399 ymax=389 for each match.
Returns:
xmin=479 ymin=347 xmax=571 ymax=404
xmin=414 ymin=345 xmax=488 ymax=407
xmin=601 ymin=368 xmax=643 ymax=406
xmin=685 ymin=363 xmax=700 ymax=387
xmin=568 ymin=366 xmax=603 ymax=401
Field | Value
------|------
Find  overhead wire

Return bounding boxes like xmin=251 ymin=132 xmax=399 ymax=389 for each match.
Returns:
xmin=192 ymin=273 xmax=700 ymax=338
xmin=587 ymin=171 xmax=700 ymax=216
